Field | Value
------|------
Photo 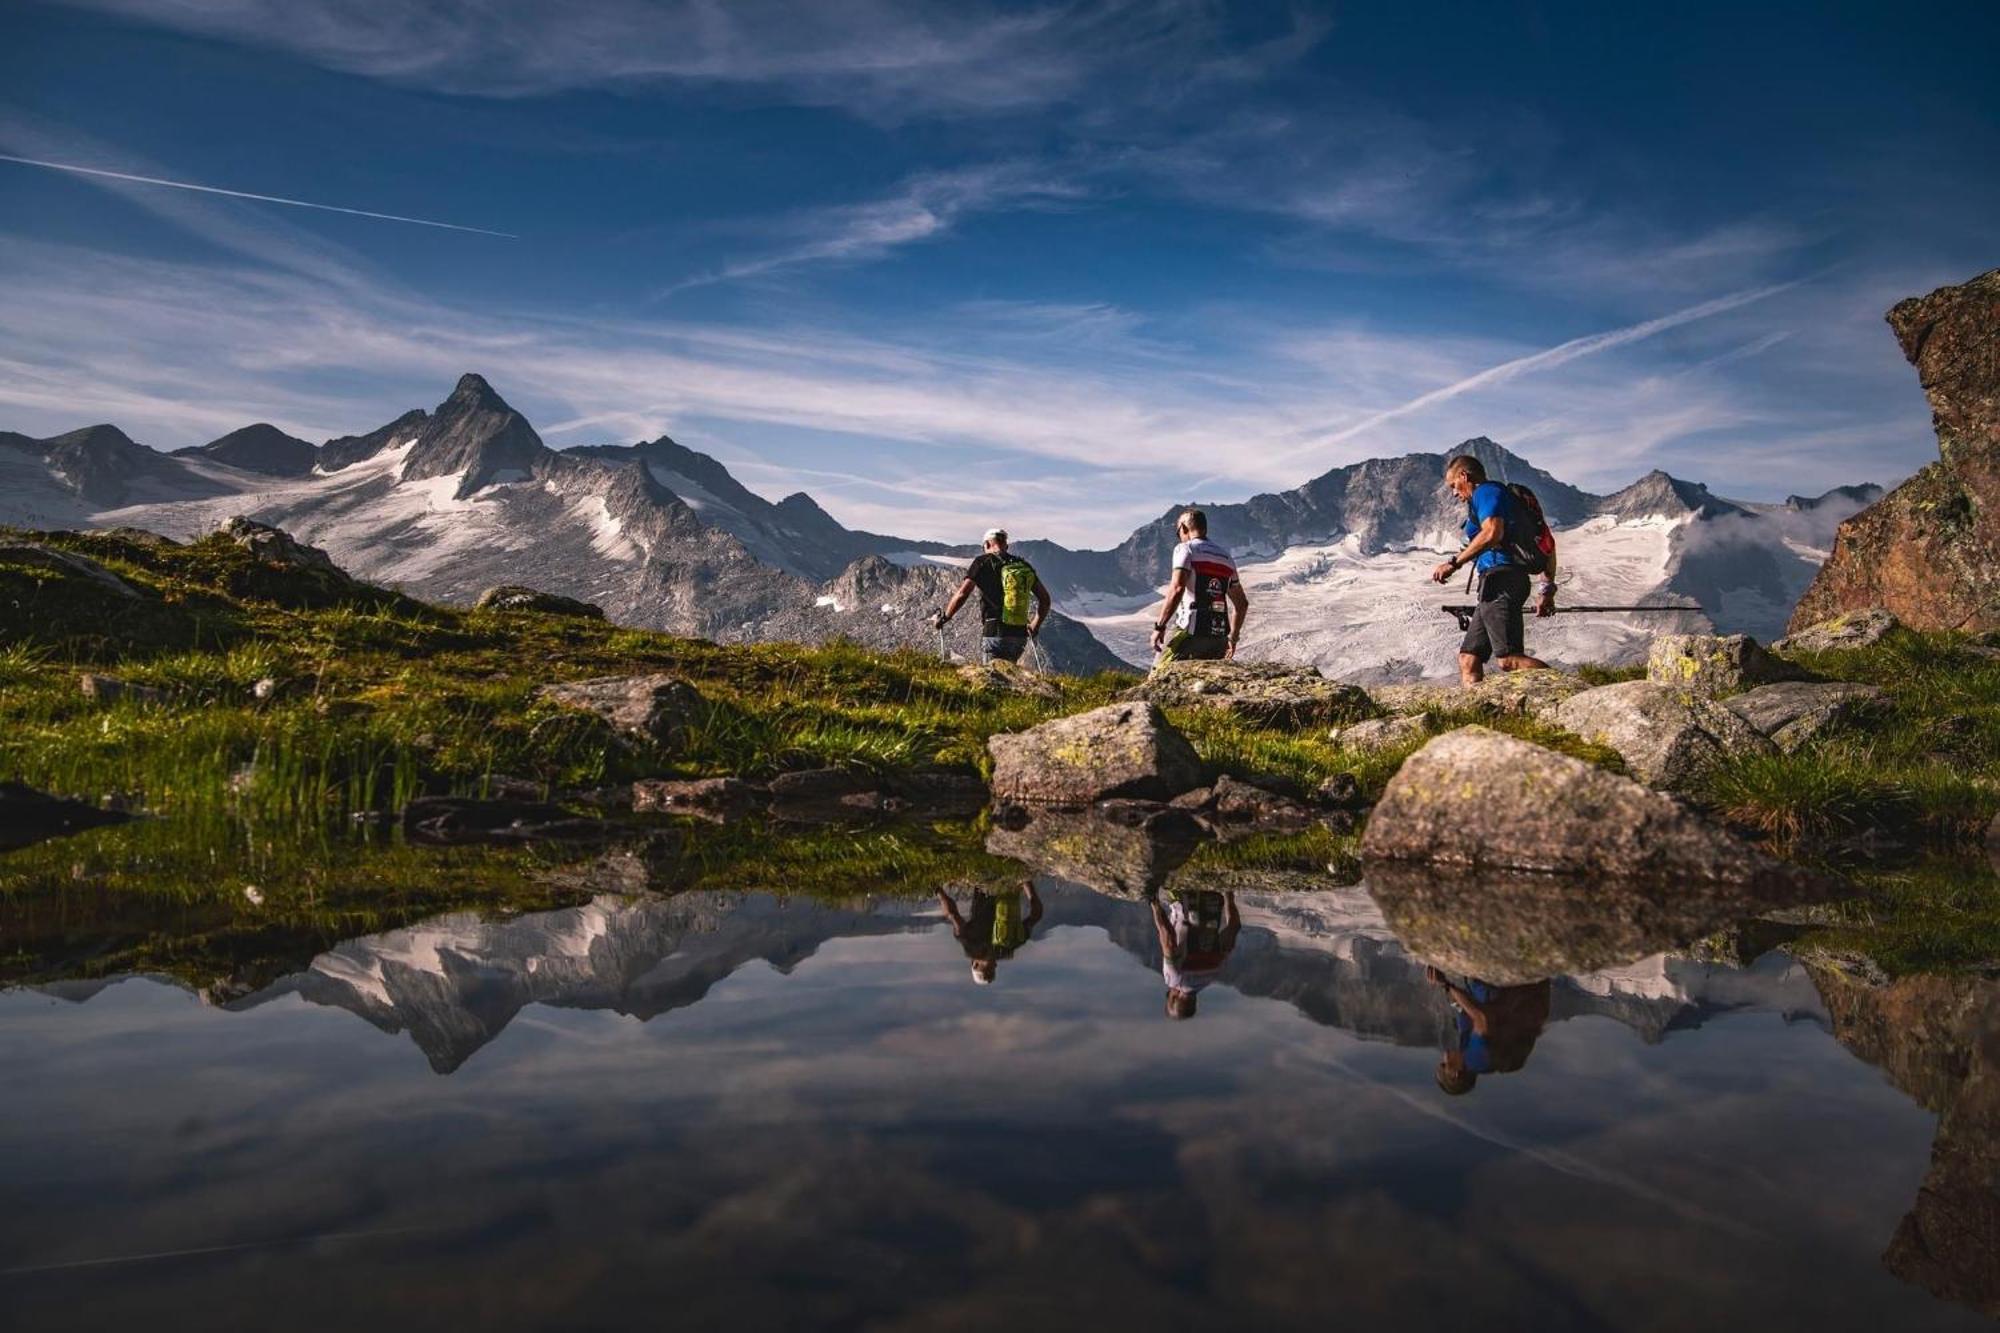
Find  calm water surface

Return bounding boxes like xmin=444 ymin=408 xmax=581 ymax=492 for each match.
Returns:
xmin=1 ymin=879 xmax=1993 ymax=1331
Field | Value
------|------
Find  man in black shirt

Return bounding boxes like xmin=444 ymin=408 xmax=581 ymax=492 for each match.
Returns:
xmin=931 ymin=528 xmax=1050 ymax=665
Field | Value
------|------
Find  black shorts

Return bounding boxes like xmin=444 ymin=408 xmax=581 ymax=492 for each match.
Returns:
xmin=1461 ymin=567 xmax=1529 ymax=662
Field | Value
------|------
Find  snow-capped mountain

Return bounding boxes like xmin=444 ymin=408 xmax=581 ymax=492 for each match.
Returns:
xmin=1 ymin=375 xmax=1877 ymax=680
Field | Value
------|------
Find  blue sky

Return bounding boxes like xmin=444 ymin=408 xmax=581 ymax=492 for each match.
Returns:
xmin=1 ymin=0 xmax=1995 ymax=545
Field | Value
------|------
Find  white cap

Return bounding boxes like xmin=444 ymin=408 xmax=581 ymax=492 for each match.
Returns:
xmin=983 ymin=528 xmax=1007 ymax=545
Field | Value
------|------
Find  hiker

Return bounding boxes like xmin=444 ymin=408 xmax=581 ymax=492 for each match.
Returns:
xmin=1429 ymin=456 xmax=1555 ymax=685
xmin=1425 ymin=966 xmax=1552 ymax=1095
xmin=1148 ymin=509 xmax=1249 ymax=666
xmin=937 ymin=881 xmax=1044 ymax=985
xmin=931 ymin=528 xmax=1050 ymax=665
xmin=1146 ymin=887 xmax=1240 ymax=1020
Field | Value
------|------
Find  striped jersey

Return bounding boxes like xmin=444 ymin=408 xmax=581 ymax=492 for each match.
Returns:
xmin=1171 ymin=537 xmax=1239 ymax=637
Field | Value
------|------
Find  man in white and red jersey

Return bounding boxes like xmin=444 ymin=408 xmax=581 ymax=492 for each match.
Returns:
xmin=1148 ymin=508 xmax=1249 ymax=666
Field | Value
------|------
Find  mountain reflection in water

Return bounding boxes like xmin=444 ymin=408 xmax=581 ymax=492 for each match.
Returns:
xmin=2 ymin=874 xmax=1994 ymax=1331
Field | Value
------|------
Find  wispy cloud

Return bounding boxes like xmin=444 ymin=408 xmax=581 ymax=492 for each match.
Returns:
xmin=0 ymin=153 xmax=517 ymax=236
xmin=661 ymin=164 xmax=1082 ymax=295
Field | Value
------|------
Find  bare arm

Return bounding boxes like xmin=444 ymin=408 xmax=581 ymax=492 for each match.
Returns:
xmin=1219 ymin=891 xmax=1242 ymax=953
xmin=1225 ymin=581 xmax=1248 ymax=658
xmin=935 ymin=889 xmax=966 ymax=938
xmin=1022 ymin=882 xmax=1044 ymax=933
xmin=939 ymin=577 xmax=977 ymax=623
xmin=1150 ymin=568 xmax=1191 ymax=653
xmin=1149 ymin=898 xmax=1177 ymax=956
xmin=1030 ymin=579 xmax=1051 ymax=637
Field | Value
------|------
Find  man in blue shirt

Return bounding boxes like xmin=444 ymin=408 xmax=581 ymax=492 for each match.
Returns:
xmin=1429 ymin=455 xmax=1552 ymax=686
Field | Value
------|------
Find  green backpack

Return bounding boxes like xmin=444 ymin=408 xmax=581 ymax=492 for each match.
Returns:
xmin=998 ymin=558 xmax=1037 ymax=629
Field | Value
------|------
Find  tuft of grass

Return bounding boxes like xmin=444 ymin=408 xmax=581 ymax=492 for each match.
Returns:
xmin=1576 ymin=662 xmax=1647 ymax=687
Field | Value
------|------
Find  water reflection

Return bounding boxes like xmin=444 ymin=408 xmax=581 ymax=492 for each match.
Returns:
xmin=1424 ymin=968 xmax=1552 ymax=1095
xmin=937 ymin=881 xmax=1043 ymax=984
xmin=1148 ymin=888 xmax=1241 ymax=1020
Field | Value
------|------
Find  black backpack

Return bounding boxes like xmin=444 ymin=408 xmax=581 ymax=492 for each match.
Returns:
xmin=1499 ymin=483 xmax=1553 ymax=576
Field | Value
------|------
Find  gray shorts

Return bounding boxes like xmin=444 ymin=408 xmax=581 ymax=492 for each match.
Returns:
xmin=1461 ymin=568 xmax=1529 ymax=662
xmin=981 ymin=635 xmax=1028 ymax=664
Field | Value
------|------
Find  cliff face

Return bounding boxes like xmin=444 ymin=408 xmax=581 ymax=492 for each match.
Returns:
xmin=1790 ymin=268 xmax=2000 ymax=633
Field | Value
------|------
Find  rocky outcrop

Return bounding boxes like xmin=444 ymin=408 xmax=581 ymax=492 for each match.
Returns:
xmin=1129 ymin=660 xmax=1376 ymax=728
xmin=1367 ymin=669 xmax=1587 ymax=720
xmin=473 ymin=585 xmax=607 ymax=619
xmin=1722 ymin=681 xmax=1885 ymax=752
xmin=630 ymin=776 xmax=762 ymax=815
xmin=0 ymin=781 xmax=130 ymax=852
xmin=1551 ymin=680 xmax=1775 ymax=790
xmin=536 ymin=674 xmax=705 ymax=747
xmin=1360 ymin=727 xmax=1823 ymax=895
xmin=1645 ymin=633 xmax=1805 ymax=696
xmin=0 ymin=542 xmax=139 ymax=598
xmin=1790 ymin=268 xmax=2000 ymax=633
xmin=219 ymin=516 xmax=339 ymax=571
xmin=956 ymin=660 xmax=1062 ymax=699
xmin=1775 ymin=607 xmax=1903 ymax=654
xmin=987 ymin=702 xmax=1205 ymax=806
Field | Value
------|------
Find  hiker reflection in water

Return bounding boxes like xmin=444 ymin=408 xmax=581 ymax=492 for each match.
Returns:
xmin=937 ymin=881 xmax=1043 ymax=985
xmin=1147 ymin=887 xmax=1241 ymax=1019
xmin=1426 ymin=965 xmax=1552 ymax=1095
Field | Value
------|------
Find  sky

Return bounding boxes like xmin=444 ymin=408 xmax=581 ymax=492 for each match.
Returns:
xmin=1 ymin=1 xmax=1996 ymax=546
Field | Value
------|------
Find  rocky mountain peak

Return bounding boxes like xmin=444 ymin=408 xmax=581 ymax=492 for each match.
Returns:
xmin=401 ymin=373 xmax=548 ymax=495
xmin=1596 ymin=469 xmax=1743 ymax=521
xmin=177 ymin=422 xmax=319 ymax=477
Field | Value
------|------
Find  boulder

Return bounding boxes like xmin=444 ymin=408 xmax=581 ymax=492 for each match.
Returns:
xmin=985 ymin=805 xmax=1200 ymax=897
xmin=630 ymin=776 xmax=761 ymax=814
xmin=1775 ymin=608 xmax=1903 ymax=654
xmin=219 ymin=516 xmax=338 ymax=571
xmin=1550 ymin=680 xmax=1776 ymax=790
xmin=956 ymin=660 xmax=1062 ymax=699
xmin=473 ymin=585 xmax=607 ymax=619
xmin=1129 ymin=660 xmax=1377 ymax=728
xmin=77 ymin=673 xmax=169 ymax=707
xmin=768 ymin=768 xmax=874 ymax=802
xmin=0 ymin=781 xmax=131 ymax=852
xmin=1645 ymin=633 xmax=1805 ymax=695
xmin=1315 ymin=772 xmax=1364 ymax=808
xmin=1208 ymin=774 xmax=1311 ymax=826
xmin=1789 ymin=269 xmax=2000 ymax=634
xmin=0 ymin=542 xmax=140 ymax=598
xmin=987 ymin=701 xmax=1205 ymax=806
xmin=537 ymin=674 xmax=704 ymax=746
xmin=1359 ymin=726 xmax=1824 ymax=894
xmin=1367 ymin=669 xmax=1587 ymax=721
xmin=1722 ymin=681 xmax=1886 ymax=752
xmin=1332 ymin=714 xmax=1430 ymax=755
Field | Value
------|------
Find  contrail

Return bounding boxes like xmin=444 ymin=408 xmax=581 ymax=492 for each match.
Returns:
xmin=1188 ymin=279 xmax=1800 ymax=495
xmin=0 ymin=153 xmax=516 ymax=238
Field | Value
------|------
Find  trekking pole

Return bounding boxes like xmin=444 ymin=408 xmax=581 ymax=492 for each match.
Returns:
xmin=1027 ymin=635 xmax=1049 ymax=674
xmin=1438 ymin=604 xmax=1702 ymax=633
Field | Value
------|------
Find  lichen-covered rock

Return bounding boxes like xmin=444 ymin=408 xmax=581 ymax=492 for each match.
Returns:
xmin=1789 ymin=269 xmax=2000 ymax=634
xmin=1207 ymin=774 xmax=1310 ymax=826
xmin=1332 ymin=714 xmax=1430 ymax=754
xmin=1367 ymin=669 xmax=1587 ymax=721
xmin=1774 ymin=608 xmax=1903 ymax=654
xmin=1360 ymin=726 xmax=1822 ymax=894
xmin=985 ymin=804 xmax=1199 ymax=896
xmin=1130 ymin=660 xmax=1376 ymax=727
xmin=956 ymin=660 xmax=1062 ymax=699
xmin=474 ymin=585 xmax=607 ymax=619
xmin=219 ymin=516 xmax=338 ymax=571
xmin=1722 ymin=681 xmax=1886 ymax=752
xmin=988 ymin=701 xmax=1204 ymax=806
xmin=1551 ymin=680 xmax=1776 ymax=790
xmin=536 ymin=674 xmax=704 ymax=746
xmin=0 ymin=781 xmax=131 ymax=852
xmin=1646 ymin=633 xmax=1805 ymax=695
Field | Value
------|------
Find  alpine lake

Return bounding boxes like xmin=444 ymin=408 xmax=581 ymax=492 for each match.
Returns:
xmin=3 ymin=800 xmax=1996 ymax=1333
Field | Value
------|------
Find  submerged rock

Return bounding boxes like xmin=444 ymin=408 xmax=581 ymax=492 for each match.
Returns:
xmin=1790 ymin=268 xmax=2000 ymax=634
xmin=473 ymin=585 xmax=607 ymax=619
xmin=401 ymin=795 xmax=604 ymax=843
xmin=0 ymin=781 xmax=131 ymax=852
xmin=985 ymin=804 xmax=1200 ymax=897
xmin=1359 ymin=726 xmax=1822 ymax=894
xmin=1551 ymin=679 xmax=1775 ymax=790
xmin=1130 ymin=660 xmax=1376 ymax=728
xmin=1645 ymin=633 xmax=1806 ymax=696
xmin=987 ymin=701 xmax=1204 ymax=806
xmin=537 ymin=674 xmax=704 ymax=747
xmin=1775 ymin=607 xmax=1903 ymax=654
xmin=1723 ymin=680 xmax=1886 ymax=752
